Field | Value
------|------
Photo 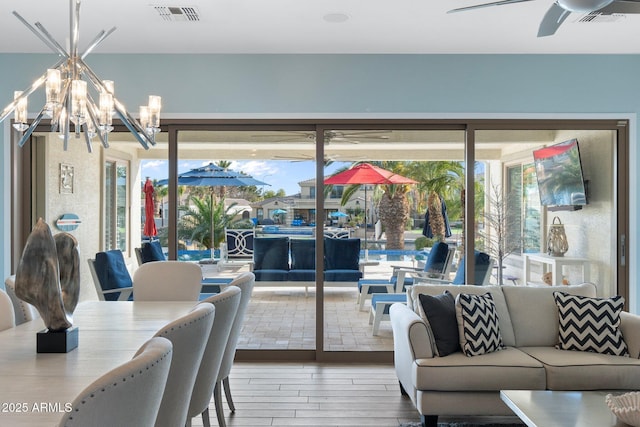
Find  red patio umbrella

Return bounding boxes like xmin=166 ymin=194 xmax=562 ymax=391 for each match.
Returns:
xmin=324 ymin=163 xmax=416 ymax=252
xmin=143 ymin=177 xmax=157 ymax=238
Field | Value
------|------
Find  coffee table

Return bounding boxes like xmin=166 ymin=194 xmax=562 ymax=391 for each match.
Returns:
xmin=500 ymin=390 xmax=629 ymax=427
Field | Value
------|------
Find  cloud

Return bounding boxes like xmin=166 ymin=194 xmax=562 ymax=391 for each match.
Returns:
xmin=233 ymin=160 xmax=279 ymax=178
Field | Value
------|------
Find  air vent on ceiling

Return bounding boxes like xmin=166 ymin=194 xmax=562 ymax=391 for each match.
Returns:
xmin=153 ymin=6 xmax=201 ymax=22
xmin=576 ymin=12 xmax=626 ymax=23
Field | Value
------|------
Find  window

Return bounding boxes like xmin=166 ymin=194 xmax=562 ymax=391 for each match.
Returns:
xmin=104 ymin=159 xmax=129 ymax=252
xmin=506 ymin=163 xmax=541 ymax=254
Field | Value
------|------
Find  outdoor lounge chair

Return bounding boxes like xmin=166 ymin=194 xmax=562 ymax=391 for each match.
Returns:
xmin=357 ymin=241 xmax=454 ymax=311
xmin=88 ymin=250 xmax=134 ymax=301
xmin=219 ymin=229 xmax=254 ymax=270
xmin=414 ymin=250 xmax=494 ymax=286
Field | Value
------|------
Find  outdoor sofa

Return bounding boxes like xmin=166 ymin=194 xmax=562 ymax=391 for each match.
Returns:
xmin=390 ymin=282 xmax=640 ymax=427
xmin=251 ymin=236 xmax=363 ymax=294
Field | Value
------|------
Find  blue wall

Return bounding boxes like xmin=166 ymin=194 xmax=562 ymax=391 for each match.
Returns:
xmin=1 ymin=54 xmax=637 ymax=307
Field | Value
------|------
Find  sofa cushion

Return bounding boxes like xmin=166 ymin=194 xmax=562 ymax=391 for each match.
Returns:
xmin=324 ymin=269 xmax=362 ymax=282
xmin=253 ymin=237 xmax=289 ymax=271
xmin=288 ymin=269 xmax=315 ymax=281
xmin=290 ymin=239 xmax=315 ymax=270
xmin=502 ymin=283 xmax=596 ymax=348
xmin=521 ymin=346 xmax=640 ymax=390
xmin=324 ymin=237 xmax=360 ymax=270
xmin=456 ymin=292 xmax=504 ymax=357
xmin=413 ymin=347 xmax=546 ymax=391
xmin=418 ymin=291 xmax=459 ymax=357
xmin=253 ymin=269 xmax=289 ymax=281
xmin=408 ymin=285 xmax=515 ymax=347
xmin=553 ymin=292 xmax=629 ymax=356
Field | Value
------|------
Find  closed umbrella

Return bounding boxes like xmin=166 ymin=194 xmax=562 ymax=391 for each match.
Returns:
xmin=143 ymin=177 xmax=157 ymax=239
xmin=157 ymin=163 xmax=269 ymax=256
xmin=324 ymin=163 xmax=417 ymax=252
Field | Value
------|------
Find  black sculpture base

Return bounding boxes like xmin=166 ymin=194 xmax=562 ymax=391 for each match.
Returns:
xmin=37 ymin=326 xmax=78 ymax=353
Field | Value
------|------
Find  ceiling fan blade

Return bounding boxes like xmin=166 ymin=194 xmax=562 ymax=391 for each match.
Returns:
xmin=538 ymin=3 xmax=571 ymax=37
xmin=447 ymin=0 xmax=533 ymax=13
xmin=598 ymin=0 xmax=640 ymax=13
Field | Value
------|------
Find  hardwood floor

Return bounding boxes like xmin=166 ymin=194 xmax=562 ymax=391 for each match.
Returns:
xmin=190 ymin=362 xmax=421 ymax=426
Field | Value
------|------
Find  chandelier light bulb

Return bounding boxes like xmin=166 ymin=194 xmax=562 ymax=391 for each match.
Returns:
xmin=148 ymin=95 xmax=161 ymax=129
xmin=70 ymin=79 xmax=87 ymax=125
xmin=13 ymin=91 xmax=28 ymax=132
xmin=45 ymin=69 xmax=61 ymax=116
xmin=139 ymin=105 xmax=150 ymax=130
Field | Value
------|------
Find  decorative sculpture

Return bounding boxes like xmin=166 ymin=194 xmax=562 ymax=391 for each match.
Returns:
xmin=547 ymin=216 xmax=569 ymax=257
xmin=15 ymin=219 xmax=80 ymax=335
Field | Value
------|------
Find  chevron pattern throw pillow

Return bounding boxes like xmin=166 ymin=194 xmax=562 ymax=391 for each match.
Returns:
xmin=553 ymin=292 xmax=629 ymax=356
xmin=455 ymin=292 xmax=504 ymax=357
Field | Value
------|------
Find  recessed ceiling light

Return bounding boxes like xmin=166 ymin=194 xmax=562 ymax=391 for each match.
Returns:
xmin=323 ymin=13 xmax=350 ymax=23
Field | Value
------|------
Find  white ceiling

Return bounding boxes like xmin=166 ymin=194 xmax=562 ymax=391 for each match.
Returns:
xmin=0 ymin=0 xmax=639 ymax=55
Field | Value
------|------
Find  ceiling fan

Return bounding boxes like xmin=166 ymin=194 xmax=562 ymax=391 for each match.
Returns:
xmin=252 ymin=130 xmax=390 ymax=144
xmin=447 ymin=0 xmax=640 ymax=36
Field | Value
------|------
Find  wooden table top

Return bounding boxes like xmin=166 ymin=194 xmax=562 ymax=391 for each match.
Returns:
xmin=0 ymin=301 xmax=196 ymax=426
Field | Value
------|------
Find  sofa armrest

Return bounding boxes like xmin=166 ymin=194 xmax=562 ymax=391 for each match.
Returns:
xmin=620 ymin=311 xmax=640 ymax=358
xmin=390 ymin=303 xmax=434 ymax=361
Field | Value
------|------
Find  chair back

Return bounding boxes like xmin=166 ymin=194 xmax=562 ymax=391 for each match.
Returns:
xmin=422 ymin=242 xmax=450 ymax=275
xmin=451 ymin=251 xmax=493 ymax=286
xmin=154 ymin=303 xmax=215 ymax=427
xmin=89 ymin=250 xmax=134 ymax=301
xmin=188 ymin=286 xmax=242 ymax=421
xmin=133 ymin=261 xmax=202 ymax=301
xmin=58 ymin=336 xmax=173 ymax=427
xmin=225 ymin=229 xmax=254 ymax=259
xmin=137 ymin=241 xmax=166 ymax=265
xmin=4 ymin=275 xmax=39 ymax=325
xmin=218 ymin=272 xmax=255 ymax=380
xmin=0 ymin=289 xmax=15 ymax=331
xmin=323 ymin=229 xmax=351 ymax=239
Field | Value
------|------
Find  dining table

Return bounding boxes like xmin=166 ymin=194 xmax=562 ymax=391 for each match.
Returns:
xmin=0 ymin=300 xmax=196 ymax=426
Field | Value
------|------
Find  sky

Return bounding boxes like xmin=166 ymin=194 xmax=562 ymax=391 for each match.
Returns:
xmin=141 ymin=159 xmax=348 ymax=196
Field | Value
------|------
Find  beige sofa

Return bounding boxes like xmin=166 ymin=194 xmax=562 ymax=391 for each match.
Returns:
xmin=390 ymin=283 xmax=640 ymax=427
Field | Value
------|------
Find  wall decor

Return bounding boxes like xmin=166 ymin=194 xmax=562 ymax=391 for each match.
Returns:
xmin=60 ymin=163 xmax=74 ymax=194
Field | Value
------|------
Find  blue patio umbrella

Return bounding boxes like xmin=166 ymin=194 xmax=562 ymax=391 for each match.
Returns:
xmin=330 ymin=211 xmax=348 ymax=218
xmin=272 ymin=209 xmax=287 ymax=215
xmin=157 ymin=163 xmax=269 ymax=255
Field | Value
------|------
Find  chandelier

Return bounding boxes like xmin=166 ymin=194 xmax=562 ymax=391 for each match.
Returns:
xmin=0 ymin=0 xmax=161 ymax=151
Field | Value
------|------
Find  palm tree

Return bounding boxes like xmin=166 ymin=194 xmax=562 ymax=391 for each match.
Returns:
xmin=178 ymin=195 xmax=239 ymax=249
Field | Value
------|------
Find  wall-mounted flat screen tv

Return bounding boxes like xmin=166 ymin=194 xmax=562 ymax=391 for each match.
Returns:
xmin=533 ymin=138 xmax=588 ymax=207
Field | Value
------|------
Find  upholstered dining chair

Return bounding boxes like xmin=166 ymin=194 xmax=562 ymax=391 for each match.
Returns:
xmin=0 ymin=288 xmax=15 ymax=331
xmin=214 ymin=272 xmax=255 ymax=427
xmin=4 ymin=275 xmax=39 ymax=325
xmin=133 ymin=261 xmax=203 ymax=301
xmin=58 ymin=336 xmax=173 ymax=427
xmin=153 ymin=302 xmax=215 ymax=427
xmin=187 ymin=286 xmax=242 ymax=427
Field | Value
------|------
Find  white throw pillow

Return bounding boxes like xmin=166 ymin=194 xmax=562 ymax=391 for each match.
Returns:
xmin=455 ymin=292 xmax=504 ymax=357
xmin=553 ymin=292 xmax=629 ymax=357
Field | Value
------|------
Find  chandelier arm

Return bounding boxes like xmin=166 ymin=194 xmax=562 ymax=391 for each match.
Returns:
xmin=78 ymin=60 xmax=155 ymax=149
xmin=81 ymin=27 xmax=116 ymax=60
xmin=17 ymin=107 xmax=46 ymax=148
xmin=85 ymin=96 xmax=109 ymax=148
xmin=0 ymin=59 xmax=66 ymax=124
xmin=63 ymin=94 xmax=72 ymax=151
xmin=70 ymin=0 xmax=80 ymax=60
xmin=51 ymin=78 xmax=72 ymax=132
xmin=34 ymin=22 xmax=71 ymax=59
xmin=12 ymin=12 xmax=67 ymax=57
xmin=81 ymin=123 xmax=93 ymax=153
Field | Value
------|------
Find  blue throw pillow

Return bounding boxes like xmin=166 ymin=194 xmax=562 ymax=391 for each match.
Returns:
xmin=93 ymin=250 xmax=133 ymax=301
xmin=141 ymin=241 xmax=165 ymax=263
